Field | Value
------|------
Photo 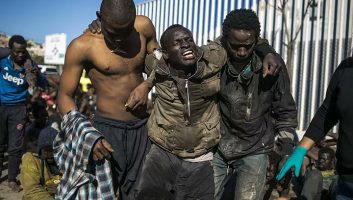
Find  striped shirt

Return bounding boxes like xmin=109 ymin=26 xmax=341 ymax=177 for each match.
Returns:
xmin=53 ymin=110 xmax=115 ymax=200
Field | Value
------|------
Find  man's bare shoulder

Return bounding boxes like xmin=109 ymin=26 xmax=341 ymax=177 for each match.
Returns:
xmin=135 ymin=15 xmax=155 ymax=37
xmin=65 ymin=32 xmax=105 ymax=65
xmin=68 ymin=32 xmax=101 ymax=53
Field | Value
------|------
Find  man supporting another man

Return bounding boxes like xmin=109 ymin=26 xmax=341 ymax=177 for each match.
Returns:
xmin=213 ymin=9 xmax=297 ymax=200
xmin=128 ymin=23 xmax=284 ymax=199
xmin=134 ymin=24 xmax=227 ymax=200
xmin=82 ymin=5 xmax=285 ymax=199
xmin=55 ymin=0 xmax=158 ymax=199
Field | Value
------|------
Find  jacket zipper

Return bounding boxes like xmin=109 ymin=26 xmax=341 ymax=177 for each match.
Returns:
xmin=184 ymin=60 xmax=198 ymax=119
xmin=185 ymin=79 xmax=191 ymax=117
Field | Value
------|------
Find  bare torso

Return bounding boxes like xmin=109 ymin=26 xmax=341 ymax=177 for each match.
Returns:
xmin=79 ymin=21 xmax=148 ymax=121
xmin=58 ymin=15 xmax=157 ymax=121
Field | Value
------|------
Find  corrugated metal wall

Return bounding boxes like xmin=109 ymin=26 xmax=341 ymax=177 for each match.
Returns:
xmin=136 ymin=0 xmax=353 ymax=132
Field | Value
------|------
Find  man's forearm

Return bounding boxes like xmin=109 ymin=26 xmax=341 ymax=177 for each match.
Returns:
xmin=298 ymin=136 xmax=316 ymax=150
xmin=58 ymin=94 xmax=77 ymax=116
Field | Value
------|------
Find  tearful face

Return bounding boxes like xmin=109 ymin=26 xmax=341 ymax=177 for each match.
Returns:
xmin=164 ymin=28 xmax=197 ymax=69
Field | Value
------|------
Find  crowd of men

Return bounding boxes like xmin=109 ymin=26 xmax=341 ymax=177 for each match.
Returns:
xmin=1 ymin=0 xmax=352 ymax=200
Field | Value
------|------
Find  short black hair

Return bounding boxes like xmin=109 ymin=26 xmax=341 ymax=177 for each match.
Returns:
xmin=100 ymin=0 xmax=136 ymax=23
xmin=9 ymin=35 xmax=27 ymax=48
xmin=319 ymin=147 xmax=335 ymax=158
xmin=222 ymin=9 xmax=261 ymax=39
xmin=160 ymin=24 xmax=192 ymax=50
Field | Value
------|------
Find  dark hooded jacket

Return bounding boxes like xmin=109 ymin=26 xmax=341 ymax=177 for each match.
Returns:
xmin=218 ymin=52 xmax=298 ymax=160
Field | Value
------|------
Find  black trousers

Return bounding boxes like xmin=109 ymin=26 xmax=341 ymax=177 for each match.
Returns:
xmin=0 ymin=105 xmax=26 ymax=181
xmin=135 ymin=144 xmax=214 ymax=200
xmin=93 ymin=115 xmax=150 ymax=200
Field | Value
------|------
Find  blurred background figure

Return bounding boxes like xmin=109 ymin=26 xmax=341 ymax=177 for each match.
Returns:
xmin=78 ymin=84 xmax=96 ymax=119
xmin=21 ymin=126 xmax=61 ymax=200
xmin=299 ymin=146 xmax=337 ymax=200
xmin=0 ymin=35 xmax=47 ymax=192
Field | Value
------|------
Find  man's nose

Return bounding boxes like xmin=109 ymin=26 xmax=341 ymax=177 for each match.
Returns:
xmin=181 ymin=40 xmax=190 ymax=48
xmin=237 ymin=48 xmax=247 ymax=57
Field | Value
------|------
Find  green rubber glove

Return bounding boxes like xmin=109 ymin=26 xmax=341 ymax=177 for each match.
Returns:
xmin=276 ymin=146 xmax=308 ymax=181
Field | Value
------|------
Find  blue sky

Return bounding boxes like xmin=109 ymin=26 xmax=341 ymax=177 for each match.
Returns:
xmin=0 ymin=0 xmax=146 ymax=44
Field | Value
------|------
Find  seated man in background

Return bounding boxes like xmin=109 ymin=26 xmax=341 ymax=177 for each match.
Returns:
xmin=300 ymin=147 xmax=337 ymax=200
xmin=24 ymin=99 xmax=48 ymax=153
xmin=21 ymin=126 xmax=61 ymax=200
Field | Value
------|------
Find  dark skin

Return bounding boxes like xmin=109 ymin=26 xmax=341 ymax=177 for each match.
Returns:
xmin=124 ymin=28 xmax=201 ymax=110
xmin=225 ymin=29 xmax=257 ymax=71
xmin=10 ymin=42 xmax=28 ymax=68
xmin=225 ymin=29 xmax=283 ymax=77
xmin=162 ymin=28 xmax=198 ymax=76
xmin=89 ymin=21 xmax=282 ymax=78
xmin=1 ymin=46 xmax=33 ymax=67
xmin=88 ymin=21 xmax=283 ymax=111
xmin=125 ymin=33 xmax=284 ymax=109
xmin=121 ymin=28 xmax=200 ymax=111
xmin=58 ymin=5 xmax=158 ymax=161
xmin=1 ymin=45 xmax=40 ymax=87
xmin=41 ymin=148 xmax=54 ymax=161
xmin=317 ymin=151 xmax=334 ymax=171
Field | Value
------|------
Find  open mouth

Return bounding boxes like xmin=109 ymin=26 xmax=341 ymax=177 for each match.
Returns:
xmin=182 ymin=50 xmax=195 ymax=60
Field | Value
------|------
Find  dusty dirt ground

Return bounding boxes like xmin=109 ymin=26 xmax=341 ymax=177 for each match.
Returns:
xmin=0 ymin=160 xmax=23 ymax=200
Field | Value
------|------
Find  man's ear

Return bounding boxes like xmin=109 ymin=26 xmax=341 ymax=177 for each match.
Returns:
xmin=96 ymin=11 xmax=101 ymax=20
xmin=162 ymin=49 xmax=169 ymax=60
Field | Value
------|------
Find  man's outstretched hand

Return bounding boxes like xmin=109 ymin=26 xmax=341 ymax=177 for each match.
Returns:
xmin=92 ymin=138 xmax=114 ymax=161
xmin=262 ymin=53 xmax=283 ymax=77
xmin=125 ymin=81 xmax=152 ymax=111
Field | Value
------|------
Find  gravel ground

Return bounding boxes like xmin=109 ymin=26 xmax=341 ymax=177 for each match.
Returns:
xmin=0 ymin=167 xmax=23 ymax=200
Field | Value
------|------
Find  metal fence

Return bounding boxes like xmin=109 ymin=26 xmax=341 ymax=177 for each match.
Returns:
xmin=136 ymin=0 xmax=353 ymax=132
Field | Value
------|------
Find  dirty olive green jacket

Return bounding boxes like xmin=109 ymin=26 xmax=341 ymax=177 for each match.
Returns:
xmin=20 ymin=152 xmax=61 ymax=200
xmin=145 ymin=41 xmax=227 ymax=158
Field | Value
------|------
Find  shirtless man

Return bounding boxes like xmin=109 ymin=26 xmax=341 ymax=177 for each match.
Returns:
xmin=56 ymin=0 xmax=157 ymax=199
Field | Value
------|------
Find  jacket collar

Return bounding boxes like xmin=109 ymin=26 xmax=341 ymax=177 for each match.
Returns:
xmin=226 ymin=52 xmax=262 ymax=75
